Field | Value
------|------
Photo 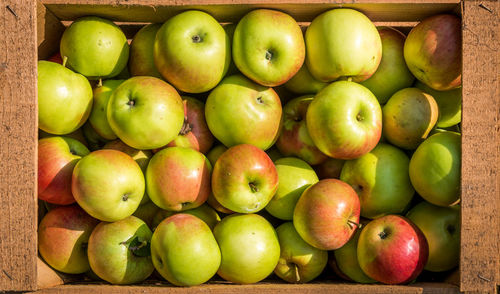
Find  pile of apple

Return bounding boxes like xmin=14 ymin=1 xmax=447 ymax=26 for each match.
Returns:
xmin=37 ymin=7 xmax=462 ymax=286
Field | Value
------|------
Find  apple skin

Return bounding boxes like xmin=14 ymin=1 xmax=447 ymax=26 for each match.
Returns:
xmin=205 ymin=74 xmax=282 ymax=150
xmin=360 ymin=27 xmax=415 ymax=104
xmin=39 ymin=128 xmax=88 ymax=147
xmin=284 ymin=63 xmax=328 ymax=95
xmin=383 ymin=88 xmax=439 ymax=150
xmin=38 ymin=205 xmax=99 ymax=274
xmin=214 ymin=213 xmax=280 ymax=284
xmin=38 ymin=61 xmax=93 ymax=135
xmin=129 ymin=23 xmax=162 ymax=78
xmin=340 ymin=143 xmax=415 ymax=219
xmin=60 ymin=16 xmax=129 ymax=79
xmin=233 ymin=9 xmax=305 ymax=87
xmin=212 ymin=144 xmax=278 ymax=213
xmin=107 ymin=76 xmax=184 ymax=150
xmin=154 ymin=10 xmax=230 ymax=93
xmin=38 ymin=136 xmax=90 ymax=205
xmin=357 ymin=215 xmax=429 ymax=284
xmin=205 ymin=145 xmax=233 ymax=214
xmin=265 ymin=157 xmax=319 ymax=220
xmin=305 ymin=8 xmax=382 ymax=82
xmin=146 ymin=147 xmax=211 ymax=211
xmin=293 ymin=179 xmax=360 ymax=250
xmin=151 ymin=204 xmax=221 ymax=231
xmin=88 ymin=216 xmax=154 ymax=284
xmin=72 ymin=149 xmax=145 ymax=222
xmin=415 ymin=81 xmax=462 ymax=128
xmin=82 ymin=121 xmax=110 ymax=151
xmin=404 ymin=14 xmax=461 ymax=91
xmin=306 ymin=81 xmax=382 ymax=159
xmin=89 ymin=79 xmax=124 ymax=140
xmin=274 ymin=222 xmax=328 ymax=283
xmin=406 ymin=202 xmax=460 ymax=272
xmin=276 ymin=96 xmax=328 ymax=165
xmin=314 ymin=158 xmax=345 ymax=180
xmin=409 ymin=132 xmax=461 ymax=206
xmin=132 ymin=201 xmax=161 ymax=229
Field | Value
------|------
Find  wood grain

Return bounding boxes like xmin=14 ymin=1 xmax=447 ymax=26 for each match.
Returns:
xmin=37 ymin=1 xmax=65 ymax=60
xmin=0 ymin=0 xmax=38 ymax=291
xmin=460 ymin=0 xmax=500 ymax=292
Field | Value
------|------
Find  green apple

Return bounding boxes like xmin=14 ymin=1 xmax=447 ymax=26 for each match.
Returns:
xmin=60 ymin=16 xmax=129 ymax=79
xmin=305 ymin=9 xmax=382 ymax=82
xmin=415 ymin=81 xmax=461 ymax=128
xmin=133 ymin=201 xmax=161 ymax=229
xmin=89 ymin=79 xmax=124 ymax=140
xmin=107 ymin=76 xmax=184 ymax=150
xmin=82 ymin=121 xmax=109 ymax=151
xmin=265 ymin=157 xmax=319 ymax=220
xmin=152 ymin=204 xmax=221 ymax=231
xmin=38 ymin=61 xmax=93 ymax=135
xmin=129 ymin=23 xmax=162 ymax=78
xmin=206 ymin=144 xmax=228 ymax=166
xmin=154 ymin=10 xmax=230 ymax=93
xmin=214 ymin=214 xmax=280 ymax=284
xmin=284 ymin=63 xmax=328 ymax=95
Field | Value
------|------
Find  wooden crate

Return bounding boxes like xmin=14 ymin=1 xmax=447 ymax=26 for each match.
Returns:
xmin=0 ymin=0 xmax=498 ymax=292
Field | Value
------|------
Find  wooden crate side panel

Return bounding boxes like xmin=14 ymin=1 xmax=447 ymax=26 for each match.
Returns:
xmin=461 ymin=0 xmax=500 ymax=292
xmin=37 ymin=1 xmax=65 ymax=60
xmin=0 ymin=0 xmax=38 ymax=291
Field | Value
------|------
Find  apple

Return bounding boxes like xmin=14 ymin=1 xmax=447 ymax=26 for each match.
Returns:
xmin=146 ymin=147 xmax=211 ymax=211
xmin=89 ymin=79 xmax=124 ymax=140
xmin=154 ymin=10 xmax=230 ymax=93
xmin=129 ymin=23 xmax=162 ymax=78
xmin=72 ymin=149 xmax=145 ymax=222
xmin=206 ymin=144 xmax=228 ymax=166
xmin=233 ymin=9 xmax=305 ymax=87
xmin=48 ymin=52 xmax=63 ymax=64
xmin=406 ymin=202 xmax=460 ymax=272
xmin=152 ymin=204 xmax=221 ymax=231
xmin=222 ymin=23 xmax=239 ymax=76
xmin=132 ymin=201 xmax=161 ymax=229
xmin=82 ymin=121 xmax=109 ymax=151
xmin=38 ymin=61 xmax=93 ymax=135
xmin=415 ymin=81 xmax=462 ymax=128
xmin=38 ymin=205 xmax=99 ymax=274
xmin=404 ymin=14 xmax=461 ymax=91
xmin=314 ymin=158 xmax=345 ymax=180
xmin=276 ymin=95 xmax=328 ymax=165
xmin=357 ymin=215 xmax=429 ymax=284
xmin=306 ymin=81 xmax=382 ymax=159
xmin=151 ymin=214 xmax=221 ymax=286
xmin=409 ymin=132 xmax=461 ymax=206
xmin=265 ymin=157 xmax=319 ymax=220
xmin=38 ymin=136 xmax=90 ymax=205
xmin=60 ymin=16 xmax=129 ymax=79
xmin=212 ymin=144 xmax=278 ymax=213
xmin=214 ymin=213 xmax=280 ymax=284
xmin=39 ymin=128 xmax=88 ymax=147
xmin=305 ymin=8 xmax=382 ymax=82
xmin=293 ymin=179 xmax=360 ymax=250
xmin=107 ymin=76 xmax=184 ymax=150
xmin=360 ymin=27 xmax=415 ymax=104
xmin=274 ymin=222 xmax=328 ymax=283
xmin=284 ymin=63 xmax=328 ymax=95
xmin=340 ymin=143 xmax=415 ymax=219
xmin=205 ymin=74 xmax=282 ymax=150
xmin=383 ymin=87 xmax=439 ymax=150
xmin=88 ymin=216 xmax=154 ymax=284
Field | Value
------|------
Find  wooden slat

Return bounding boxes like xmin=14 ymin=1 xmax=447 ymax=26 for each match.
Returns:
xmin=0 ymin=0 xmax=38 ymax=291
xmin=37 ymin=1 xmax=65 ymax=60
xmin=460 ymin=0 xmax=500 ymax=292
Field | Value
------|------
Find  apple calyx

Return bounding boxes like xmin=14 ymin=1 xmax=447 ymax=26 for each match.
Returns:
xmin=122 ymin=193 xmax=130 ymax=201
xmin=192 ymin=35 xmax=202 ymax=43
xmin=126 ymin=99 xmax=135 ymax=107
xmin=378 ymin=229 xmax=390 ymax=240
xmin=178 ymin=119 xmax=193 ymax=135
xmin=121 ymin=235 xmax=151 ymax=257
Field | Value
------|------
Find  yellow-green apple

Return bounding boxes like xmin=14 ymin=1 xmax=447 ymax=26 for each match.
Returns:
xmin=129 ymin=23 xmax=162 ymax=78
xmin=133 ymin=201 xmax=161 ymax=229
xmin=88 ymin=216 xmax=154 ymax=284
xmin=107 ymin=76 xmax=184 ymax=150
xmin=60 ymin=16 xmax=129 ymax=79
xmin=406 ymin=202 xmax=460 ymax=272
xmin=360 ymin=27 xmax=415 ymax=104
xmin=38 ymin=136 xmax=90 ymax=205
xmin=151 ymin=204 xmax=221 ymax=231
xmin=38 ymin=61 xmax=93 ymax=135
xmin=340 ymin=143 xmax=415 ymax=219
xmin=306 ymin=81 xmax=382 ymax=159
xmin=214 ymin=213 xmax=280 ymax=284
xmin=274 ymin=222 xmax=327 ymax=283
xmin=265 ymin=157 xmax=318 ymax=220
xmin=357 ymin=215 xmax=429 ymax=284
xmin=284 ymin=63 xmax=328 ymax=95
xmin=383 ymin=88 xmax=439 ymax=150
xmin=415 ymin=81 xmax=461 ymax=128
xmin=205 ymin=145 xmax=233 ymax=214
xmin=233 ymin=9 xmax=304 ymax=87
xmin=154 ymin=10 xmax=230 ymax=93
xmin=38 ymin=205 xmax=99 ymax=274
xmin=277 ymin=96 xmax=328 ymax=165
xmin=314 ymin=158 xmax=345 ymax=180
xmin=205 ymin=74 xmax=282 ymax=150
xmin=152 ymin=214 xmax=221 ymax=286
xmin=293 ymin=179 xmax=360 ymax=250
xmin=404 ymin=14 xmax=461 ymax=91
xmin=72 ymin=149 xmax=145 ymax=221
xmin=212 ymin=144 xmax=278 ymax=213
xmin=39 ymin=128 xmax=88 ymax=147
xmin=146 ymin=147 xmax=211 ymax=211
xmin=89 ymin=80 xmax=124 ymax=140
xmin=82 ymin=121 xmax=109 ymax=151
xmin=305 ymin=9 xmax=382 ymax=82
xmin=409 ymin=132 xmax=461 ymax=206
xmin=222 ymin=23 xmax=239 ymax=76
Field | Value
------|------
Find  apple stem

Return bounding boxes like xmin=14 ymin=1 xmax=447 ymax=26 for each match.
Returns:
xmin=97 ymin=78 xmax=103 ymax=88
xmin=249 ymin=182 xmax=259 ymax=193
xmin=347 ymin=77 xmax=353 ymax=82
xmin=62 ymin=56 xmax=68 ymax=68
xmin=347 ymin=220 xmax=360 ymax=230
xmin=293 ymin=263 xmax=300 ymax=283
